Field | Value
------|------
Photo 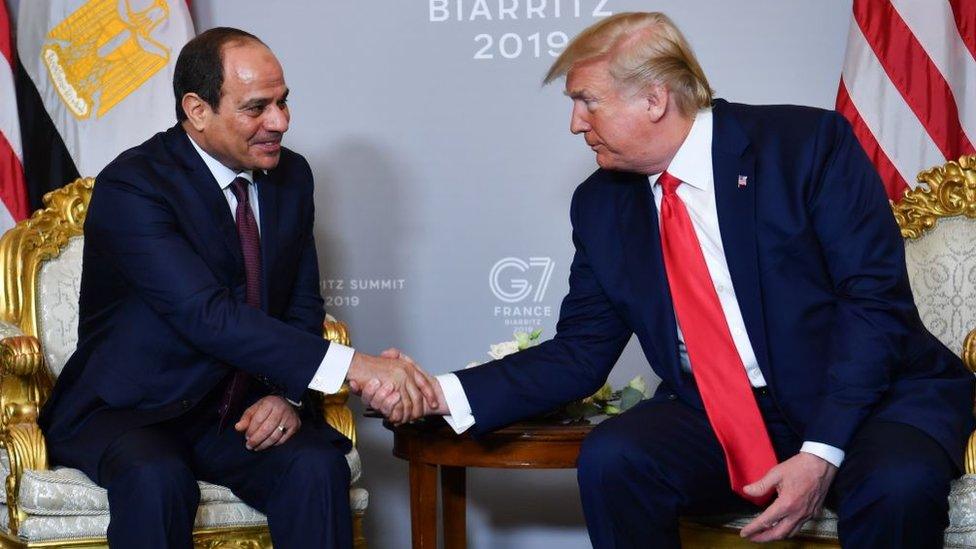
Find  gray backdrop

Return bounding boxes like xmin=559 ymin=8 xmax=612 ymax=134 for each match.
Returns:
xmin=9 ymin=1 xmax=855 ymax=547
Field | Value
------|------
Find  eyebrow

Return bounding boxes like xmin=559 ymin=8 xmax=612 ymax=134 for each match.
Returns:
xmin=240 ymin=88 xmax=290 ymax=109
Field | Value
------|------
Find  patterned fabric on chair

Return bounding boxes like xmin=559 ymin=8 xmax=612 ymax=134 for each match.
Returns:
xmin=680 ymin=156 xmax=976 ymax=548
xmin=0 ymin=178 xmax=368 ymax=548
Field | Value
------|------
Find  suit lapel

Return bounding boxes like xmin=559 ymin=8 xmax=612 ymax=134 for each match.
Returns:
xmin=256 ymin=169 xmax=278 ymax=313
xmin=619 ymin=177 xmax=683 ymax=383
xmin=163 ymin=127 xmax=244 ymax=277
xmin=711 ymin=102 xmax=773 ymax=383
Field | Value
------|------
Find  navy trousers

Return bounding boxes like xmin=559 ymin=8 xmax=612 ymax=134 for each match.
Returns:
xmin=50 ymin=384 xmax=353 ymax=549
xmin=577 ymin=389 xmax=958 ymax=549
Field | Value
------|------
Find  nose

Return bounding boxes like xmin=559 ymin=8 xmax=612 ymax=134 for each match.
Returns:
xmin=570 ymin=102 xmax=590 ymax=135
xmin=264 ymin=103 xmax=290 ymax=133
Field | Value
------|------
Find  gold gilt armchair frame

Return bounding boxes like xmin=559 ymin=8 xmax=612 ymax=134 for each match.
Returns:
xmin=680 ymin=156 xmax=976 ymax=548
xmin=0 ymin=178 xmax=365 ymax=548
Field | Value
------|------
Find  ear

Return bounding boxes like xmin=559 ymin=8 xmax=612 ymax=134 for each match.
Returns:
xmin=645 ymin=84 xmax=669 ymax=123
xmin=181 ymin=93 xmax=211 ymax=131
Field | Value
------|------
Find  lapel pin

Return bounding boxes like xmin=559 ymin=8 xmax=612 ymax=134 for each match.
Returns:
xmin=737 ymin=175 xmax=748 ymax=188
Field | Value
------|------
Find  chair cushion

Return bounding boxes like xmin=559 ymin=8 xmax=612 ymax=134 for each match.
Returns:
xmin=0 ymin=447 xmax=362 ymax=517
xmin=0 ymin=488 xmax=369 ymax=542
xmin=35 ymin=236 xmax=83 ymax=379
xmin=904 ymin=216 xmax=976 ymax=355
xmin=694 ymin=474 xmax=976 ymax=546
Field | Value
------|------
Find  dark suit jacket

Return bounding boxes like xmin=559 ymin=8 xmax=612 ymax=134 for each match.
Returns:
xmin=39 ymin=125 xmax=340 ymax=462
xmin=456 ymin=99 xmax=975 ymax=469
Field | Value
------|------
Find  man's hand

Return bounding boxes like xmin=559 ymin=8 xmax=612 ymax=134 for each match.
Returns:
xmin=346 ymin=349 xmax=439 ymax=425
xmin=234 ymin=395 xmax=301 ymax=451
xmin=359 ymin=348 xmax=449 ymax=423
xmin=739 ymin=452 xmax=838 ymax=542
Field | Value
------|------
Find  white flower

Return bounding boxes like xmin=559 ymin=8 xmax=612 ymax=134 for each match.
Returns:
xmin=488 ymin=340 xmax=520 ymax=360
xmin=627 ymin=375 xmax=650 ymax=398
xmin=464 ymin=361 xmax=481 ymax=369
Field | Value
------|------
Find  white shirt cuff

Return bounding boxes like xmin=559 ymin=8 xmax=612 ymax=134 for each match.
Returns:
xmin=307 ymin=342 xmax=355 ymax=394
xmin=437 ymin=373 xmax=475 ymax=434
xmin=800 ymin=441 xmax=845 ymax=468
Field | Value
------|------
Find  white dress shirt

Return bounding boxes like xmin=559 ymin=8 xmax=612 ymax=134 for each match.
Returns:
xmin=188 ymin=134 xmax=353 ymax=396
xmin=437 ymin=110 xmax=844 ymax=467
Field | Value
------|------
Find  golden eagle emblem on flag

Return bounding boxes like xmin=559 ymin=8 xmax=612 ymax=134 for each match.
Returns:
xmin=41 ymin=0 xmax=171 ymax=119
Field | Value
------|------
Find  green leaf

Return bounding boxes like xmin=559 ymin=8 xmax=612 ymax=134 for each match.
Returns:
xmin=603 ymin=404 xmax=622 ymax=416
xmin=619 ymin=386 xmax=645 ymax=411
xmin=589 ymin=382 xmax=613 ymax=402
xmin=529 ymin=328 xmax=543 ymax=340
xmin=514 ymin=332 xmax=530 ymax=349
xmin=563 ymin=401 xmax=602 ymax=420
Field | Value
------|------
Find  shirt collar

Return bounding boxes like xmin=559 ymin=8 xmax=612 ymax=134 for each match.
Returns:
xmin=652 ymin=107 xmax=713 ymax=191
xmin=186 ymin=132 xmax=255 ymax=190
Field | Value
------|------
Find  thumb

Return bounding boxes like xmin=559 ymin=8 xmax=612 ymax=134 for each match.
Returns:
xmin=743 ymin=467 xmax=780 ymax=497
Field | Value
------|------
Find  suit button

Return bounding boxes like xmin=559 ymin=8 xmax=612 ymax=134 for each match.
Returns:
xmin=181 ymin=399 xmax=192 ymax=409
xmin=667 ymin=393 xmax=677 ymax=401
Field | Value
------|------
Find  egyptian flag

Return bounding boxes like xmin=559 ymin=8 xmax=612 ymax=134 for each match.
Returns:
xmin=0 ymin=1 xmax=28 ymax=231
xmin=15 ymin=0 xmax=194 ymax=209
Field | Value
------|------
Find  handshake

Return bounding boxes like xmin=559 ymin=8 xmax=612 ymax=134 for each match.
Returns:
xmin=346 ymin=348 xmax=446 ymax=424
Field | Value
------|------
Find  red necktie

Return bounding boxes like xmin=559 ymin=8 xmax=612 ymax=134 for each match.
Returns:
xmin=657 ymin=170 xmax=777 ymax=505
xmin=217 ymin=176 xmax=261 ymax=430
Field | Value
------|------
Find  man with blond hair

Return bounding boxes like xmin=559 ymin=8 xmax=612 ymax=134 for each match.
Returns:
xmin=379 ymin=11 xmax=974 ymax=548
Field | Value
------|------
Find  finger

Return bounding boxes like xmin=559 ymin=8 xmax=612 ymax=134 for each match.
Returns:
xmin=397 ymin=378 xmax=415 ymax=419
xmin=750 ymin=514 xmax=801 ymax=543
xmin=399 ymin=376 xmax=423 ymax=422
xmin=370 ymin=383 xmax=396 ymax=411
xmin=381 ymin=390 xmax=402 ymax=418
xmin=410 ymin=367 xmax=438 ymax=410
xmin=247 ymin=406 xmax=285 ymax=450
xmin=380 ymin=348 xmax=402 ymax=359
xmin=276 ymin=418 xmax=300 ymax=446
xmin=348 ymin=379 xmax=361 ymax=393
xmin=740 ymin=498 xmax=788 ymax=538
xmin=254 ymin=425 xmax=284 ymax=451
xmin=245 ymin=401 xmax=275 ymax=440
xmin=399 ymin=353 xmax=416 ymax=365
xmin=361 ymin=378 xmax=381 ymax=406
xmin=235 ymin=405 xmax=255 ymax=432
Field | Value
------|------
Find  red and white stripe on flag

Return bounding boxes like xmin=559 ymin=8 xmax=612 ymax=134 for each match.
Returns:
xmin=0 ymin=1 xmax=29 ymax=232
xmin=837 ymin=0 xmax=976 ymax=201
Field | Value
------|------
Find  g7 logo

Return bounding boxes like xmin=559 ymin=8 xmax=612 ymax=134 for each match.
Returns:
xmin=489 ymin=257 xmax=555 ymax=303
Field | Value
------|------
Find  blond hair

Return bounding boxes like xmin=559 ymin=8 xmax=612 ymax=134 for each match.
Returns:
xmin=545 ymin=12 xmax=713 ymax=116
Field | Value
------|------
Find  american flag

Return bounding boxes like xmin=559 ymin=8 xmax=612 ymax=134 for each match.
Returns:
xmin=0 ymin=1 xmax=29 ymax=233
xmin=836 ymin=0 xmax=975 ymax=201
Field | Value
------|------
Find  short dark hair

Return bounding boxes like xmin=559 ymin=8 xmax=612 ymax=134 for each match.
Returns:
xmin=173 ymin=27 xmax=264 ymax=122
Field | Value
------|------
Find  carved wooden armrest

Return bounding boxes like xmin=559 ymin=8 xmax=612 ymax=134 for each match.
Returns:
xmin=0 ymin=335 xmax=50 ymax=534
xmin=964 ymin=329 xmax=976 ymax=475
xmin=320 ymin=318 xmax=357 ymax=447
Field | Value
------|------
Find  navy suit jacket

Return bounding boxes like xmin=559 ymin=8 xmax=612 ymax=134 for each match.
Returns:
xmin=457 ymin=100 xmax=975 ymax=468
xmin=39 ymin=125 xmax=338 ymax=461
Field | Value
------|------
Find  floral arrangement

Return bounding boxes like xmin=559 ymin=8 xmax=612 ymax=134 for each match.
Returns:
xmin=470 ymin=330 xmax=651 ymax=422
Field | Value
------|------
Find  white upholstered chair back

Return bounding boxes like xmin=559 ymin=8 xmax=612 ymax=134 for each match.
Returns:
xmin=905 ymin=216 xmax=976 ymax=357
xmin=893 ymin=155 xmax=976 ymax=363
xmin=34 ymin=236 xmax=83 ymax=379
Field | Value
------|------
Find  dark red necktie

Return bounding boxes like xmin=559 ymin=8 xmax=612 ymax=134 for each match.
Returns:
xmin=657 ymin=171 xmax=777 ymax=505
xmin=217 ymin=176 xmax=262 ymax=430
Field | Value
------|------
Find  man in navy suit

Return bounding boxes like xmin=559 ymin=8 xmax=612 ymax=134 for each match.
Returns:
xmin=39 ymin=28 xmax=437 ymax=549
xmin=368 ymin=12 xmax=974 ymax=548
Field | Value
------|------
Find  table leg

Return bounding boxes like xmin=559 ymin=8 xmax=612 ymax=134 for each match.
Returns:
xmin=441 ymin=465 xmax=466 ymax=549
xmin=409 ymin=460 xmax=438 ymax=549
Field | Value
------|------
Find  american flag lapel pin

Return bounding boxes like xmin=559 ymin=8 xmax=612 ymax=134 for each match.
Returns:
xmin=737 ymin=175 xmax=748 ymax=188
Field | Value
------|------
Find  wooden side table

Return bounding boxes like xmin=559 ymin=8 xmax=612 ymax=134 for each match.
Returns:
xmin=390 ymin=419 xmax=594 ymax=549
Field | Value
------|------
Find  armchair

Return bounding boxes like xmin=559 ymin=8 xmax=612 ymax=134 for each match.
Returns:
xmin=680 ymin=156 xmax=976 ymax=548
xmin=0 ymin=178 xmax=368 ymax=548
